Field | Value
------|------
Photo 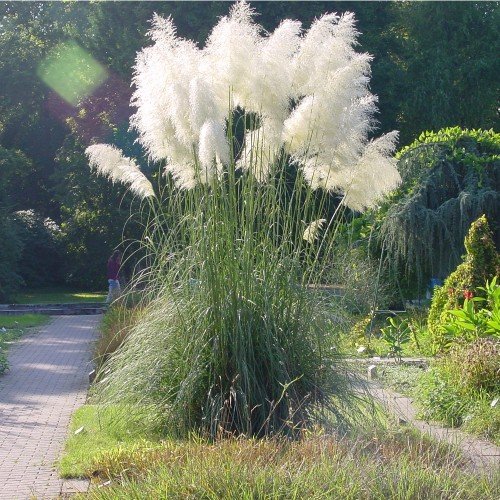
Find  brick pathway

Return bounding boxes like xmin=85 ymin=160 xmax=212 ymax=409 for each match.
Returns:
xmin=0 ymin=316 xmax=99 ymax=499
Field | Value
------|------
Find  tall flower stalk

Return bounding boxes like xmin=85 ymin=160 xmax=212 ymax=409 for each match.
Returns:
xmin=87 ymin=1 xmax=400 ymax=438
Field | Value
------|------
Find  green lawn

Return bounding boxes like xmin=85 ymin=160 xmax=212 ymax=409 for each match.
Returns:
xmin=0 ymin=313 xmax=49 ymax=373
xmin=59 ymin=405 xmax=160 ymax=478
xmin=0 ymin=313 xmax=50 ymax=329
xmin=14 ymin=287 xmax=106 ymax=304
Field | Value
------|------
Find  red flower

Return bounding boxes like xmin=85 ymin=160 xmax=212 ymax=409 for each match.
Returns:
xmin=463 ymin=290 xmax=474 ymax=300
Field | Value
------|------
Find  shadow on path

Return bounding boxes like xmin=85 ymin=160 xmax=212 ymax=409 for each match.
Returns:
xmin=0 ymin=315 xmax=99 ymax=499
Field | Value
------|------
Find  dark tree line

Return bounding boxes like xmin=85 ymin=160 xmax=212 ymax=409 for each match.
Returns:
xmin=0 ymin=1 xmax=498 ymax=298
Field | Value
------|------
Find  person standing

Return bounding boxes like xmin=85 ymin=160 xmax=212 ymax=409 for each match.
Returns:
xmin=106 ymin=250 xmax=122 ymax=304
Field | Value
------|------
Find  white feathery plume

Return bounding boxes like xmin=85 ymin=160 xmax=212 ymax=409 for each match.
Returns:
xmin=164 ymin=160 xmax=198 ymax=190
xmin=130 ymin=16 xmax=177 ymax=161
xmin=282 ymin=95 xmax=318 ymax=157
xmin=86 ymin=144 xmax=156 ymax=199
xmin=123 ymin=1 xmax=400 ymax=209
xmin=131 ymin=15 xmax=202 ymax=160
xmin=189 ymin=77 xmax=224 ymax=133
xmin=198 ymin=119 xmax=230 ymax=182
xmin=292 ymin=13 xmax=358 ymax=97
xmin=250 ymin=19 xmax=301 ymax=122
xmin=285 ymin=53 xmax=373 ymax=155
xmin=203 ymin=1 xmax=261 ymax=111
xmin=340 ymin=131 xmax=400 ymax=211
xmin=301 ymin=157 xmax=342 ymax=191
xmin=303 ymin=219 xmax=327 ymax=243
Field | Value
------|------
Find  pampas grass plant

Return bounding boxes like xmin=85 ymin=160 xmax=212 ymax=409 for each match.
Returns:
xmin=86 ymin=1 xmax=400 ymax=438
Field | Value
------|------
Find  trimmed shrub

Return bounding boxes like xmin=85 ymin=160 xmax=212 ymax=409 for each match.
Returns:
xmin=428 ymin=215 xmax=499 ymax=348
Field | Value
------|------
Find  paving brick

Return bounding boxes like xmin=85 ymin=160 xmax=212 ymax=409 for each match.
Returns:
xmin=0 ymin=316 xmax=98 ymax=499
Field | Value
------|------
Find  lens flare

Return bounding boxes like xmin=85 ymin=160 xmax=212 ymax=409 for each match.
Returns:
xmin=37 ymin=41 xmax=108 ymax=106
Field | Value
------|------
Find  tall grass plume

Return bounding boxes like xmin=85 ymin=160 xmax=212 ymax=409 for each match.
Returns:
xmin=87 ymin=1 xmax=401 ymax=439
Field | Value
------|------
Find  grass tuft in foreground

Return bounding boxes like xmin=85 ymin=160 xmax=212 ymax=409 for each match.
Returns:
xmin=77 ymin=426 xmax=497 ymax=499
xmin=62 ymin=405 xmax=499 ymax=498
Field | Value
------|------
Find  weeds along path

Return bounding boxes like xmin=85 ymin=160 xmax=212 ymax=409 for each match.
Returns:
xmin=367 ymin=382 xmax=500 ymax=472
xmin=0 ymin=315 xmax=99 ymax=499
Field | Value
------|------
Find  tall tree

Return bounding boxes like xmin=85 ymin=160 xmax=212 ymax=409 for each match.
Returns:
xmin=392 ymin=2 xmax=499 ymax=143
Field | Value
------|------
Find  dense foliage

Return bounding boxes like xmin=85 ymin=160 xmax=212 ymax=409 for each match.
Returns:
xmin=0 ymin=210 xmax=23 ymax=301
xmin=417 ymin=338 xmax=499 ymax=442
xmin=0 ymin=2 xmax=498 ymax=295
xmin=417 ymin=217 xmax=499 ymax=441
xmin=12 ymin=210 xmax=63 ymax=288
xmin=428 ymin=215 xmax=500 ymax=348
xmin=377 ymin=128 xmax=499 ymax=294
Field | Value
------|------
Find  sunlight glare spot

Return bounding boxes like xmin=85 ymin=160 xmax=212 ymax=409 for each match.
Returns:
xmin=37 ymin=41 xmax=108 ymax=106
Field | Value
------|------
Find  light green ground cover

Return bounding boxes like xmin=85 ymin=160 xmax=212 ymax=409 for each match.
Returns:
xmin=62 ymin=405 xmax=499 ymax=499
xmin=14 ymin=288 xmax=106 ymax=304
xmin=60 ymin=405 xmax=160 ymax=478
xmin=0 ymin=314 xmax=49 ymax=329
xmin=0 ymin=313 xmax=49 ymax=373
xmin=373 ymin=364 xmax=426 ymax=398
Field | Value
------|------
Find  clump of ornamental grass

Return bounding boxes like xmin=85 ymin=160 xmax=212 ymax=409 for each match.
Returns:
xmin=86 ymin=2 xmax=401 ymax=438
xmin=94 ymin=305 xmax=145 ymax=371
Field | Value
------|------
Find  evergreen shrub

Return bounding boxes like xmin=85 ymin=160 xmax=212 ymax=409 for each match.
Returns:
xmin=378 ymin=127 xmax=499 ymax=295
xmin=428 ymin=215 xmax=499 ymax=348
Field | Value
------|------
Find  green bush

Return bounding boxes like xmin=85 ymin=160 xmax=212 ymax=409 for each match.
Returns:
xmin=428 ymin=215 xmax=499 ymax=349
xmin=13 ymin=210 xmax=64 ymax=288
xmin=439 ymin=278 xmax=500 ymax=348
xmin=0 ymin=146 xmax=33 ymax=211
xmin=346 ymin=308 xmax=433 ymax=358
xmin=417 ymin=338 xmax=500 ymax=434
xmin=380 ymin=316 xmax=411 ymax=362
xmin=54 ymin=136 xmax=144 ymax=290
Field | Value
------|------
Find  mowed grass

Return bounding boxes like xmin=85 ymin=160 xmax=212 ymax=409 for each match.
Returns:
xmin=61 ymin=405 xmax=499 ymax=499
xmin=14 ymin=287 xmax=106 ymax=304
xmin=60 ymin=405 xmax=160 ymax=478
xmin=0 ymin=313 xmax=49 ymax=330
